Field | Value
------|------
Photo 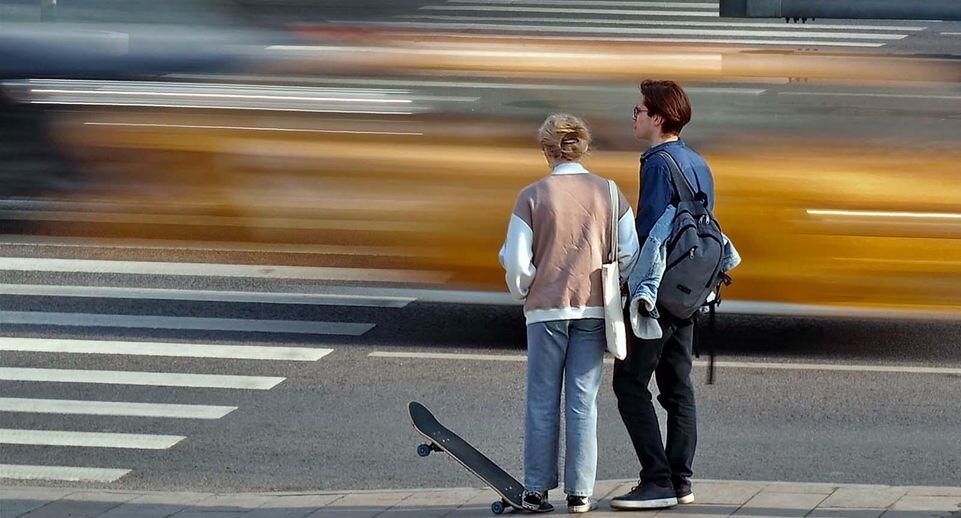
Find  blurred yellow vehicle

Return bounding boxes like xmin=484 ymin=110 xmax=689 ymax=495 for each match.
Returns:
xmin=2 ymin=26 xmax=960 ymax=319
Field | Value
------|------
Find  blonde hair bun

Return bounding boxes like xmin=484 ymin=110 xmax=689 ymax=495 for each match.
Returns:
xmin=538 ymin=113 xmax=591 ymax=162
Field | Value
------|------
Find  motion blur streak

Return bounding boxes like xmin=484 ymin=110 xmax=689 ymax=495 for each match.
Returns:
xmin=1 ymin=23 xmax=959 ymax=317
xmin=808 ymin=209 xmax=961 ymax=220
xmin=83 ymin=122 xmax=424 ymax=136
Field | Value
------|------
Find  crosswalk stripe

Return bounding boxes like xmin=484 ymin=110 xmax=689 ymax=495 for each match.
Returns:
xmin=0 ymin=311 xmax=375 ymax=336
xmin=405 ymin=31 xmax=887 ymax=47
xmin=0 ymin=429 xmax=185 ymax=449
xmin=0 ymin=367 xmax=285 ymax=389
xmin=421 ymin=5 xmax=719 ymax=16
xmin=400 ymin=14 xmax=926 ymax=31
xmin=0 ymin=337 xmax=334 ymax=361
xmin=366 ymin=20 xmax=906 ymax=40
xmin=448 ymin=0 xmax=718 ymax=7
xmin=0 ymin=257 xmax=450 ymax=284
xmin=1 ymin=284 xmax=414 ymax=308
xmin=0 ymin=464 xmax=131 ymax=482
xmin=0 ymin=398 xmax=237 ymax=419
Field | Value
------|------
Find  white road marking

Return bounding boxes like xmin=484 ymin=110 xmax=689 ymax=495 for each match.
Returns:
xmin=405 ymin=31 xmax=887 ymax=47
xmin=0 ymin=337 xmax=334 ymax=361
xmin=82 ymin=122 xmax=424 ymax=136
xmin=369 ymin=351 xmax=961 ymax=375
xmin=0 ymin=398 xmax=236 ymax=419
xmin=401 ymin=14 xmax=925 ymax=31
xmin=0 ymin=464 xmax=131 ymax=482
xmin=939 ymin=32 xmax=961 ymax=36
xmin=0 ymin=311 xmax=374 ymax=336
xmin=371 ymin=351 xmax=527 ymax=361
xmin=718 ymin=300 xmax=961 ymax=321
xmin=27 ymin=101 xmax=417 ymax=115
xmin=343 ymin=287 xmax=517 ymax=305
xmin=448 ymin=0 xmax=719 ymax=8
xmin=30 ymin=87 xmax=413 ymax=103
xmin=0 ymin=284 xmax=414 ymax=308
xmin=781 ymin=92 xmax=961 ymax=101
xmin=0 ymin=257 xmax=450 ymax=284
xmin=0 ymin=367 xmax=285 ymax=390
xmin=421 ymin=5 xmax=719 ymax=16
xmin=702 ymin=361 xmax=961 ymax=375
xmin=0 ymin=429 xmax=184 ymax=449
xmin=364 ymin=20 xmax=906 ymax=39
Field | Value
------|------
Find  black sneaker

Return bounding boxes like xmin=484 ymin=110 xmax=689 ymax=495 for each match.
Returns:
xmin=609 ymin=481 xmax=678 ymax=510
xmin=566 ymin=495 xmax=597 ymax=514
xmin=522 ymin=490 xmax=554 ymax=513
xmin=675 ymin=482 xmax=695 ymax=504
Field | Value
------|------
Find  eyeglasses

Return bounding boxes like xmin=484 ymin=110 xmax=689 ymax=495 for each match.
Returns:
xmin=632 ymin=106 xmax=648 ymax=120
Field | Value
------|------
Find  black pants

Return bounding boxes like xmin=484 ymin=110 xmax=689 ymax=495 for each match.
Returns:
xmin=612 ymin=308 xmax=697 ymax=488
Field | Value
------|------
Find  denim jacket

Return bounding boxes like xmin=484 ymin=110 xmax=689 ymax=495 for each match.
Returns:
xmin=637 ymin=140 xmax=715 ymax=240
xmin=627 ymin=205 xmax=741 ymax=339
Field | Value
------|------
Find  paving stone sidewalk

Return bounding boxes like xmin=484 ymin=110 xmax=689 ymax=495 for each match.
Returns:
xmin=2 ymin=479 xmax=960 ymax=518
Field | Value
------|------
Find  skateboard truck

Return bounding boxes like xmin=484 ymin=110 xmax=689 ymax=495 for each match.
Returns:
xmin=416 ymin=442 xmax=443 ymax=457
xmin=491 ymin=499 xmax=511 ymax=514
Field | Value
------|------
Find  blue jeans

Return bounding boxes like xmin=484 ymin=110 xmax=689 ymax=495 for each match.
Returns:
xmin=524 ymin=318 xmax=606 ymax=497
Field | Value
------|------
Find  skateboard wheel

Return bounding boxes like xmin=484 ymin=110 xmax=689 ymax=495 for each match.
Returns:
xmin=417 ymin=444 xmax=431 ymax=457
xmin=490 ymin=500 xmax=505 ymax=514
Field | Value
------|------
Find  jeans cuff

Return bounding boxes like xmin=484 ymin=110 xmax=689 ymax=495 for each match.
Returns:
xmin=524 ymin=484 xmax=558 ymax=492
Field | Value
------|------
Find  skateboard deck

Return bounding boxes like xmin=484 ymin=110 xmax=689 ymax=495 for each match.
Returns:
xmin=408 ymin=401 xmax=527 ymax=515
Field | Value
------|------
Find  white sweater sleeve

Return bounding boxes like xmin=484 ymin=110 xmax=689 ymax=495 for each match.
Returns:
xmin=617 ymin=208 xmax=640 ymax=284
xmin=498 ymin=214 xmax=537 ymax=301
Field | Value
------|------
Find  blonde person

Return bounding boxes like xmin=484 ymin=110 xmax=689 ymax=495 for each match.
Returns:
xmin=499 ymin=114 xmax=640 ymax=514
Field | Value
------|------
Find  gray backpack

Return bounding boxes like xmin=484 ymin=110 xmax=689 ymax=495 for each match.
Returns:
xmin=654 ymin=150 xmax=725 ymax=320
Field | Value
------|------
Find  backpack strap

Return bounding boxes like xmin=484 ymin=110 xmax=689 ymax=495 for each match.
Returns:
xmin=607 ymin=180 xmax=618 ymax=264
xmin=654 ymin=150 xmax=699 ymax=205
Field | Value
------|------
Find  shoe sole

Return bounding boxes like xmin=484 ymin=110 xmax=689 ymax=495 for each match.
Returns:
xmin=677 ymin=494 xmax=695 ymax=505
xmin=567 ymin=503 xmax=596 ymax=513
xmin=609 ymin=496 xmax=678 ymax=509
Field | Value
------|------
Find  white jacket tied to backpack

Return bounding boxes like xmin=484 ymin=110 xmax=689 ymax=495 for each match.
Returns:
xmin=628 ymin=205 xmax=741 ymax=339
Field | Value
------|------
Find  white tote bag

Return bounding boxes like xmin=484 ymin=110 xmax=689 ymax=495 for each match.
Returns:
xmin=601 ymin=180 xmax=628 ymax=360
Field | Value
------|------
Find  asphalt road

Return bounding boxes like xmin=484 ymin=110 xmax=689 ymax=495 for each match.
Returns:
xmin=1 ymin=283 xmax=960 ymax=492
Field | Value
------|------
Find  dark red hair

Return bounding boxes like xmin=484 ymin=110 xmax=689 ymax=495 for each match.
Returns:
xmin=640 ymin=80 xmax=692 ymax=136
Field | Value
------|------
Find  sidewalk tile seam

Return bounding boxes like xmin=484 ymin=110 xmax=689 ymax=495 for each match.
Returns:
xmin=800 ymin=492 xmax=834 ymax=518
xmin=9 ymin=499 xmax=57 ymax=518
xmin=732 ymin=485 xmax=769 ymax=516
xmin=369 ymin=492 xmax=414 ymax=517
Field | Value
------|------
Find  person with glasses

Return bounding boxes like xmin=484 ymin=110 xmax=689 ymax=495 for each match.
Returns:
xmin=500 ymin=113 xmax=639 ymax=514
xmin=609 ymin=80 xmax=716 ymax=510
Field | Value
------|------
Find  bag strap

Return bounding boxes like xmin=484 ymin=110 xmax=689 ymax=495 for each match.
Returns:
xmin=607 ymin=180 xmax=618 ymax=264
xmin=654 ymin=150 xmax=697 ymax=204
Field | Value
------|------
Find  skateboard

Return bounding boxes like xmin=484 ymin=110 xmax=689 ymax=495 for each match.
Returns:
xmin=408 ymin=401 xmax=530 ymax=515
